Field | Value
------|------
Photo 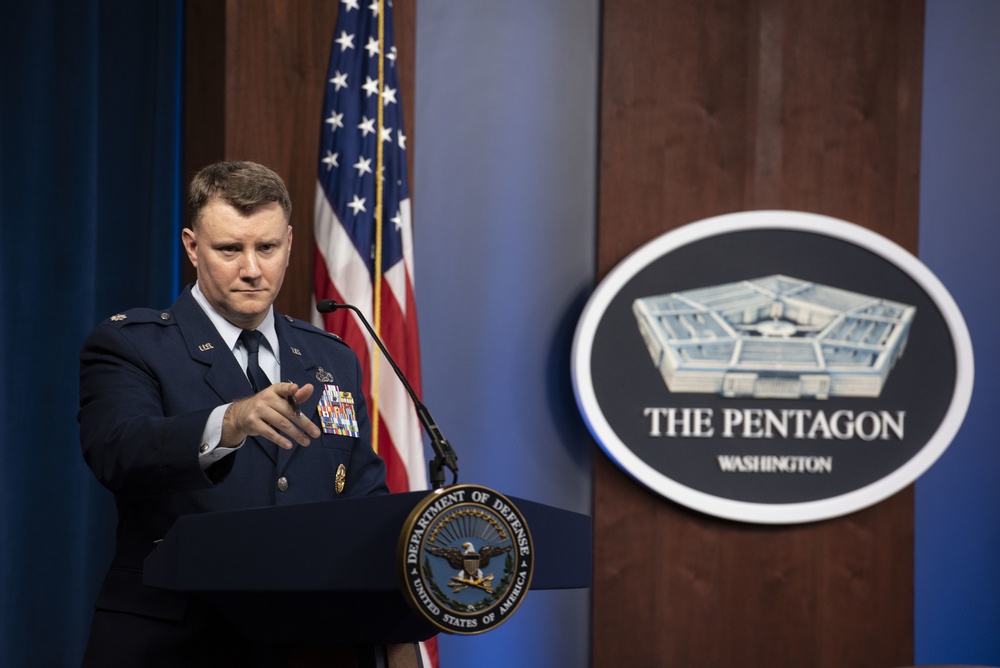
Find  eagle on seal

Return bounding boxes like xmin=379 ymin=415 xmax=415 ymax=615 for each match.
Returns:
xmin=427 ymin=541 xmax=511 ymax=579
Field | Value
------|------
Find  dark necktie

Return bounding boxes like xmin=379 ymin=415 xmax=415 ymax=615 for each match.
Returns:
xmin=239 ymin=329 xmax=272 ymax=393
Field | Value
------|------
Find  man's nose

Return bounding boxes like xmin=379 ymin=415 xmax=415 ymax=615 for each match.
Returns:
xmin=240 ymin=251 xmax=262 ymax=278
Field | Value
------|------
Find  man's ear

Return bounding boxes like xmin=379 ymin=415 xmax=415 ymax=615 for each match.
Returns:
xmin=181 ymin=227 xmax=198 ymax=268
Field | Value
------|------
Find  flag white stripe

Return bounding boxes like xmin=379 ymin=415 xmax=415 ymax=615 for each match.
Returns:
xmin=314 ymin=185 xmax=375 ymax=326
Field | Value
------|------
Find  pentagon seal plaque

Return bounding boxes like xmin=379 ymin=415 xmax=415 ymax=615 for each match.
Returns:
xmin=398 ymin=484 xmax=534 ymax=634
xmin=572 ymin=210 xmax=974 ymax=524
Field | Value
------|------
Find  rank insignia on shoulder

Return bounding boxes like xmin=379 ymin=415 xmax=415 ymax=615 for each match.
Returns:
xmin=110 ymin=314 xmax=127 ymax=322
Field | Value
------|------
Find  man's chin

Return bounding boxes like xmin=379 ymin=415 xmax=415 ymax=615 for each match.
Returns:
xmin=224 ymin=296 xmax=272 ymax=325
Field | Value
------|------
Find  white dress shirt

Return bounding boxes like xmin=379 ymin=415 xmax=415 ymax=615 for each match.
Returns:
xmin=190 ymin=282 xmax=282 ymax=467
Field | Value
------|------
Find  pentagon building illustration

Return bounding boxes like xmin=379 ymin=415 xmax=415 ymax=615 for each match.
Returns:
xmin=632 ymin=275 xmax=916 ymax=399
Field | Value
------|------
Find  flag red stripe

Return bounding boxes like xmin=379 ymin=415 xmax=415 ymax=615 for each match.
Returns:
xmin=314 ymin=252 xmax=420 ymax=494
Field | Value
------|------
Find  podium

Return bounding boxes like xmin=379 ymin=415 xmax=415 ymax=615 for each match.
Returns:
xmin=143 ymin=491 xmax=591 ymax=662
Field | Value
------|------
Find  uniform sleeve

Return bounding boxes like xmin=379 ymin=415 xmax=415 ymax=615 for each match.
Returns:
xmin=78 ymin=322 xmax=233 ymax=498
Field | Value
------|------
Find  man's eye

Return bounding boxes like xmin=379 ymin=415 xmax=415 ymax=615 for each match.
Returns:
xmin=259 ymin=244 xmax=275 ymax=252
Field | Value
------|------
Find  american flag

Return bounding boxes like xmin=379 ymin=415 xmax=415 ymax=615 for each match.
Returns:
xmin=313 ymin=4 xmax=439 ymax=662
xmin=313 ymin=0 xmax=428 ymax=496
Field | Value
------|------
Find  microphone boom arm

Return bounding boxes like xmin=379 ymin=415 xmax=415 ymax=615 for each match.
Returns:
xmin=316 ymin=299 xmax=458 ymax=489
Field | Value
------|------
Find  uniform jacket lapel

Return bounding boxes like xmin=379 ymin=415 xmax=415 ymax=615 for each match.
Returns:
xmin=273 ymin=314 xmax=321 ymax=473
xmin=171 ymin=287 xmax=279 ymax=463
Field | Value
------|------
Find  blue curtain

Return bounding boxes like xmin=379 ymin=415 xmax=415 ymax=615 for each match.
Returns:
xmin=0 ymin=1 xmax=182 ymax=664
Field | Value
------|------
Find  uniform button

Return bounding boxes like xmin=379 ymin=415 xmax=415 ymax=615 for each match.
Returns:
xmin=199 ymin=443 xmax=210 ymax=454
xmin=277 ymin=476 xmax=289 ymax=492
xmin=160 ymin=312 xmax=171 ymax=320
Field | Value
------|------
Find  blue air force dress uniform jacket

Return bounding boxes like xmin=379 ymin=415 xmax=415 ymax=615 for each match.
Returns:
xmin=78 ymin=285 xmax=388 ymax=664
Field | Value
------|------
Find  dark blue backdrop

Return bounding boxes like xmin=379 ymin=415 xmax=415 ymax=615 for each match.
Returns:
xmin=0 ymin=1 xmax=182 ymax=664
xmin=915 ymin=0 xmax=1000 ymax=662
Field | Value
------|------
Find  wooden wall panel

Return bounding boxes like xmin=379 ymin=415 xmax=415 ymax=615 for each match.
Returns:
xmin=594 ymin=1 xmax=923 ymax=666
xmin=183 ymin=0 xmax=416 ymax=323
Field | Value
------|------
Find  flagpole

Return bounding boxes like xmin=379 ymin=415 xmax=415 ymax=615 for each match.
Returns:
xmin=371 ymin=0 xmax=387 ymax=454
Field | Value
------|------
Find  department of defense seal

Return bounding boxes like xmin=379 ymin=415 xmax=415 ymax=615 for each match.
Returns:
xmin=397 ymin=484 xmax=534 ymax=634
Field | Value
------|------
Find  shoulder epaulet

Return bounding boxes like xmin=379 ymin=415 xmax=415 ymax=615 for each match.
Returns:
xmin=103 ymin=308 xmax=175 ymax=328
xmin=283 ymin=314 xmax=345 ymax=342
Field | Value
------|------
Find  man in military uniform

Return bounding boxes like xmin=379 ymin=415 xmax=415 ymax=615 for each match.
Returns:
xmin=79 ymin=161 xmax=388 ymax=666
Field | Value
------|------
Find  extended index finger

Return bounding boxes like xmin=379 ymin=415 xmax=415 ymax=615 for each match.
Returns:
xmin=293 ymin=382 xmax=315 ymax=403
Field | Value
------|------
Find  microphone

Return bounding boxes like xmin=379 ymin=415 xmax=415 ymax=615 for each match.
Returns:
xmin=316 ymin=299 xmax=458 ymax=489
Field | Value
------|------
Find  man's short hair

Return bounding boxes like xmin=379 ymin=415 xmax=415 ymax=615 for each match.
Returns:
xmin=188 ymin=161 xmax=292 ymax=228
